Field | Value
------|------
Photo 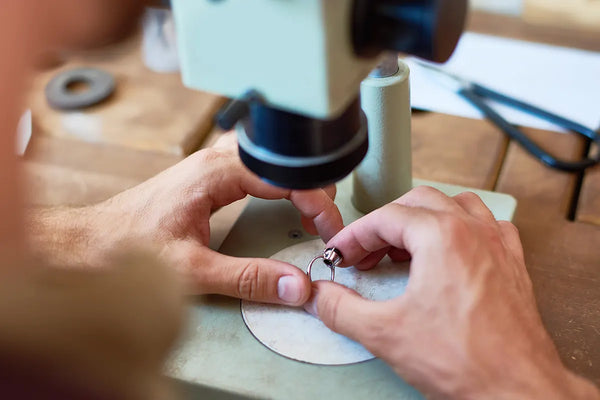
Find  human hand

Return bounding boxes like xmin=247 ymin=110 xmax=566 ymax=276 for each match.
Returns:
xmin=304 ymin=186 xmax=599 ymax=399
xmin=57 ymin=133 xmax=344 ymax=305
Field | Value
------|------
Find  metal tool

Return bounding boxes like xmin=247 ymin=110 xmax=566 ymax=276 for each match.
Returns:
xmin=306 ymin=247 xmax=343 ymax=282
xmin=414 ymin=59 xmax=600 ymax=173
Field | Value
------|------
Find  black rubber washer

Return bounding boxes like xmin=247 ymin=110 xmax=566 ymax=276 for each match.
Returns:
xmin=45 ymin=67 xmax=115 ymax=110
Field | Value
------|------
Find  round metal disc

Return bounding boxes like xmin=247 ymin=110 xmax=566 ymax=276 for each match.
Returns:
xmin=241 ymin=239 xmax=410 ymax=366
xmin=45 ymin=67 xmax=115 ymax=110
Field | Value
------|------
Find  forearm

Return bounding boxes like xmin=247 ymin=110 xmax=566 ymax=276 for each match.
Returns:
xmin=26 ymin=206 xmax=104 ymax=268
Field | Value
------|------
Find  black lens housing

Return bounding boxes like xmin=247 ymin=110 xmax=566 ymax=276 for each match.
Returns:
xmin=237 ymin=98 xmax=369 ymax=189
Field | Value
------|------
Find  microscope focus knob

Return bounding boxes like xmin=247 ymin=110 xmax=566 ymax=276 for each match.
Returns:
xmin=353 ymin=0 xmax=468 ymax=62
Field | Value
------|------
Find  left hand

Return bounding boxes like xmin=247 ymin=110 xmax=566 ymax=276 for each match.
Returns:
xmin=88 ymin=133 xmax=344 ymax=305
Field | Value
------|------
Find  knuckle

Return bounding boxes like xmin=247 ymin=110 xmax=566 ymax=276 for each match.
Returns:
xmin=410 ymin=185 xmax=443 ymax=199
xmin=436 ymin=213 xmax=470 ymax=237
xmin=498 ymin=221 xmax=520 ymax=237
xmin=456 ymin=191 xmax=484 ymax=205
xmin=236 ymin=262 xmax=261 ymax=300
xmin=396 ymin=185 xmax=442 ymax=205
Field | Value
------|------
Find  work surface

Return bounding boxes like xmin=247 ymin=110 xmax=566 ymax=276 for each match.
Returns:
xmin=23 ymin=12 xmax=600 ymax=387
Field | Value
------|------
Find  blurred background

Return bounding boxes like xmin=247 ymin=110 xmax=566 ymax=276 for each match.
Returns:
xmin=473 ymin=0 xmax=600 ymax=32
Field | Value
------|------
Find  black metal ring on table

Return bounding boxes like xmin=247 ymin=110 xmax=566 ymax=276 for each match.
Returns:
xmin=45 ymin=67 xmax=115 ymax=111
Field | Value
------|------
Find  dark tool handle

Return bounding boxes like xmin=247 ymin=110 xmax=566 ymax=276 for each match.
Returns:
xmin=458 ymin=88 xmax=600 ymax=172
xmin=471 ymin=83 xmax=599 ymax=142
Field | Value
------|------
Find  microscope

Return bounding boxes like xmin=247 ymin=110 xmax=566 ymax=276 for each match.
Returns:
xmin=166 ymin=1 xmax=516 ymax=398
xmin=172 ymin=0 xmax=466 ymax=190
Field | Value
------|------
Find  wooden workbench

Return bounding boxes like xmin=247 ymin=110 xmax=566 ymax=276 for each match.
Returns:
xmin=416 ymin=12 xmax=600 ymax=386
xmin=23 ymin=12 xmax=600 ymax=387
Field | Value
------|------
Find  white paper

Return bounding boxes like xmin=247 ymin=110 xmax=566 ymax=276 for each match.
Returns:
xmin=242 ymin=239 xmax=409 ymax=365
xmin=407 ymin=32 xmax=600 ymax=133
xmin=16 ymin=109 xmax=32 ymax=156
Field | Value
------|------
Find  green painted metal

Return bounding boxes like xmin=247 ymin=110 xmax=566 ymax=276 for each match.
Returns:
xmin=167 ymin=177 xmax=516 ymax=399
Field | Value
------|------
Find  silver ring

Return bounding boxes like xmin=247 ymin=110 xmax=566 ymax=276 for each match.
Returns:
xmin=306 ymin=255 xmax=335 ymax=282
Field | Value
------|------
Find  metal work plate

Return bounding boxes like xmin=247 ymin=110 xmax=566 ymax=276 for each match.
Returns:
xmin=166 ymin=177 xmax=516 ymax=399
xmin=242 ymin=239 xmax=409 ymax=366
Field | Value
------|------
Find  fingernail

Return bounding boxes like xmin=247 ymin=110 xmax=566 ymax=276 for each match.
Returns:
xmin=277 ymin=276 xmax=304 ymax=304
xmin=303 ymin=289 xmax=319 ymax=317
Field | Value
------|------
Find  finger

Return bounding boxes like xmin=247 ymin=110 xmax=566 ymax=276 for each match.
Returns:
xmin=304 ymin=281 xmax=392 ymax=349
xmin=300 ymin=216 xmax=319 ymax=236
xmin=326 ymin=203 xmax=430 ymax=267
xmin=299 ymin=185 xmax=339 ymax=236
xmin=394 ymin=185 xmax=463 ymax=214
xmin=168 ymin=241 xmax=311 ymax=306
xmin=198 ymin=151 xmax=344 ymax=241
xmin=288 ymin=190 xmax=344 ymax=242
xmin=322 ymin=184 xmax=337 ymax=201
xmin=388 ymin=248 xmax=411 ymax=262
xmin=354 ymin=247 xmax=389 ymax=271
xmin=453 ymin=192 xmax=496 ymax=223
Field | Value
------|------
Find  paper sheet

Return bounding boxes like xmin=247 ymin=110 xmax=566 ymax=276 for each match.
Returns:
xmin=407 ymin=32 xmax=600 ymax=133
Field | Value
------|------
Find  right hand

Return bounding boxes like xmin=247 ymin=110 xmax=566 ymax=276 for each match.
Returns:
xmin=304 ymin=186 xmax=599 ymax=400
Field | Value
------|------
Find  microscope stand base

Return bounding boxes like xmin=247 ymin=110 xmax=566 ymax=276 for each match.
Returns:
xmin=167 ymin=177 xmax=516 ymax=400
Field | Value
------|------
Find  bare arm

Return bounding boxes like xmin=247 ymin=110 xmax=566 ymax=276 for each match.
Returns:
xmin=26 ymin=207 xmax=103 ymax=268
xmin=25 ymin=137 xmax=345 ymax=305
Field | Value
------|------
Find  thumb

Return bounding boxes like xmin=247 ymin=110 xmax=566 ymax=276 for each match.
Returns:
xmin=171 ymin=242 xmax=311 ymax=306
xmin=304 ymin=281 xmax=386 ymax=346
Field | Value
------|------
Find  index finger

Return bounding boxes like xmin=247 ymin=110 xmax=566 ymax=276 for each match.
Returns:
xmin=288 ymin=189 xmax=344 ymax=242
xmin=201 ymin=145 xmax=344 ymax=241
xmin=326 ymin=203 xmax=431 ymax=267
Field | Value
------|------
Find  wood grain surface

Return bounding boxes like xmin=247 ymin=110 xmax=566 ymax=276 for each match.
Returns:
xmin=493 ymin=127 xmax=600 ymax=383
xmin=496 ymin=128 xmax=586 ymax=219
xmin=578 ymin=165 xmax=600 ymax=227
xmin=412 ymin=112 xmax=508 ymax=190
xmin=523 ymin=220 xmax=600 ymax=384
xmin=524 ymin=0 xmax=600 ymax=33
xmin=27 ymin=34 xmax=224 ymax=157
xmin=468 ymin=11 xmax=600 ymax=52
xmin=24 ymin=135 xmax=181 ymax=207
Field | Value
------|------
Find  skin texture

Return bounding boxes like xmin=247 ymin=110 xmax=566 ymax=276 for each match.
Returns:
xmin=305 ymin=187 xmax=600 ymax=399
xmin=27 ymin=133 xmax=344 ymax=305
